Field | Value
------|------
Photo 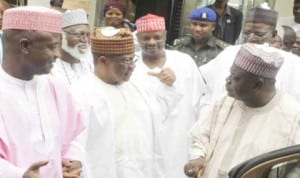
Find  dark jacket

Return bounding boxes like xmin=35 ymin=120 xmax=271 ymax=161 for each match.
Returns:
xmin=207 ymin=4 xmax=243 ymax=44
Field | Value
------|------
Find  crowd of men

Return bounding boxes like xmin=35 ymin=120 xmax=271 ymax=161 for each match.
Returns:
xmin=1 ymin=0 xmax=300 ymax=178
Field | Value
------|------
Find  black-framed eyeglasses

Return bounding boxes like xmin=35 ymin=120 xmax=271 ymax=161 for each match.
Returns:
xmin=64 ymin=31 xmax=91 ymax=38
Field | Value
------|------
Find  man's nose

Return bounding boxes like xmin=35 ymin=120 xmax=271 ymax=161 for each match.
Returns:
xmin=195 ymin=25 xmax=202 ymax=30
xmin=148 ymin=38 xmax=156 ymax=44
xmin=54 ymin=47 xmax=61 ymax=58
xmin=225 ymin=76 xmax=231 ymax=83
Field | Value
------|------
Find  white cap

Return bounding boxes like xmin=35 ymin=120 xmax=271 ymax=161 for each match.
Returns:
xmin=62 ymin=9 xmax=88 ymax=28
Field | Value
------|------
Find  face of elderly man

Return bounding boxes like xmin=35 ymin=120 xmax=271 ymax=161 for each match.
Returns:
xmin=62 ymin=24 xmax=91 ymax=60
xmin=225 ymin=64 xmax=258 ymax=101
xmin=104 ymin=54 xmax=136 ymax=84
xmin=10 ymin=30 xmax=61 ymax=76
xmin=242 ymin=22 xmax=275 ymax=44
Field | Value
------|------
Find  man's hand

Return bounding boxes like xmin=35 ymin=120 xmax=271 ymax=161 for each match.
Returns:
xmin=62 ymin=159 xmax=82 ymax=178
xmin=184 ymin=158 xmax=205 ymax=178
xmin=23 ymin=160 xmax=48 ymax=178
xmin=148 ymin=68 xmax=176 ymax=86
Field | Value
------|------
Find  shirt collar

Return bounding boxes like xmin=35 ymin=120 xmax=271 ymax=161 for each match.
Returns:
xmin=0 ymin=66 xmax=36 ymax=86
xmin=190 ymin=36 xmax=216 ymax=48
xmin=212 ymin=4 xmax=232 ymax=16
xmin=206 ymin=36 xmax=217 ymax=47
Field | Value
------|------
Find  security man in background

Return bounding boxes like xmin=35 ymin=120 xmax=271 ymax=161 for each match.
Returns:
xmin=173 ymin=7 xmax=228 ymax=66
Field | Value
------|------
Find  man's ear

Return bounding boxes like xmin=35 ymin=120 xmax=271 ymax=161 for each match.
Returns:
xmin=272 ymin=30 xmax=277 ymax=38
xmin=94 ymin=56 xmax=102 ymax=65
xmin=212 ymin=23 xmax=216 ymax=31
xmin=19 ymin=38 xmax=30 ymax=54
xmin=98 ymin=56 xmax=108 ymax=65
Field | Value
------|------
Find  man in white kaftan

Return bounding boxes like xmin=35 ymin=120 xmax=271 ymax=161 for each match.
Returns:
xmin=51 ymin=9 xmax=93 ymax=85
xmin=0 ymin=6 xmax=85 ymax=178
xmin=189 ymin=92 xmax=300 ymax=178
xmin=71 ymin=27 xmax=181 ymax=178
xmin=0 ymin=68 xmax=85 ymax=177
xmin=200 ymin=5 xmax=300 ymax=108
xmin=133 ymin=14 xmax=206 ymax=178
xmin=185 ymin=43 xmax=300 ymax=178
xmin=200 ymin=45 xmax=300 ymax=105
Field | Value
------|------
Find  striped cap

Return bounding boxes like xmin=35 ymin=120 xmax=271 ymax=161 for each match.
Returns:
xmin=3 ymin=6 xmax=62 ymax=33
xmin=234 ymin=43 xmax=284 ymax=79
xmin=62 ymin=9 xmax=88 ymax=28
xmin=245 ymin=6 xmax=278 ymax=27
xmin=136 ymin=13 xmax=165 ymax=32
xmin=91 ymin=27 xmax=134 ymax=55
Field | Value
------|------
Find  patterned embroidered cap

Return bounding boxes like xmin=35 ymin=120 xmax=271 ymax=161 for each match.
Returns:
xmin=3 ymin=6 xmax=62 ymax=33
xmin=245 ymin=5 xmax=278 ymax=27
xmin=62 ymin=9 xmax=88 ymax=28
xmin=188 ymin=7 xmax=216 ymax=22
xmin=234 ymin=43 xmax=284 ymax=79
xmin=91 ymin=27 xmax=134 ymax=55
xmin=136 ymin=13 xmax=166 ymax=32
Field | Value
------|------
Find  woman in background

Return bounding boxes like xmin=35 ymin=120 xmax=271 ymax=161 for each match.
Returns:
xmin=103 ymin=0 xmax=135 ymax=31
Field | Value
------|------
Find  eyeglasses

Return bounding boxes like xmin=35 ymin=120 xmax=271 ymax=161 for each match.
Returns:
xmin=64 ymin=31 xmax=91 ymax=38
xmin=243 ymin=31 xmax=272 ymax=39
xmin=110 ymin=55 xmax=139 ymax=65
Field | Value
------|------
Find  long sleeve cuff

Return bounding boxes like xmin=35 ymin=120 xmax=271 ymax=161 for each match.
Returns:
xmin=63 ymin=141 xmax=85 ymax=162
xmin=0 ymin=159 xmax=26 ymax=178
xmin=63 ymin=141 xmax=91 ymax=178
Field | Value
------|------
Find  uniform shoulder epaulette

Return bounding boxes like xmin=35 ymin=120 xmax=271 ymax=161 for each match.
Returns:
xmin=215 ymin=38 xmax=230 ymax=49
xmin=173 ymin=36 xmax=191 ymax=46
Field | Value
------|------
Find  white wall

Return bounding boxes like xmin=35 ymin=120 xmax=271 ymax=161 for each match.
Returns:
xmin=27 ymin=0 xmax=98 ymax=27
xmin=274 ymin=0 xmax=294 ymax=26
xmin=27 ymin=0 xmax=50 ymax=7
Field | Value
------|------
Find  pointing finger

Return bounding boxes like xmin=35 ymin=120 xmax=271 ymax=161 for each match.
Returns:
xmin=29 ymin=160 xmax=49 ymax=170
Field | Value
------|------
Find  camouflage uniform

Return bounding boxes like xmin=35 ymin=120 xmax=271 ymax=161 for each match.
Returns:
xmin=173 ymin=35 xmax=229 ymax=66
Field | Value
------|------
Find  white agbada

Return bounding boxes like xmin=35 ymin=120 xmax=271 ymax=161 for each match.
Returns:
xmin=200 ymin=44 xmax=300 ymax=107
xmin=0 ymin=68 xmax=85 ymax=178
xmin=131 ymin=50 xmax=206 ymax=178
xmin=71 ymin=73 xmax=181 ymax=178
xmin=189 ymin=92 xmax=300 ymax=178
xmin=51 ymin=56 xmax=93 ymax=85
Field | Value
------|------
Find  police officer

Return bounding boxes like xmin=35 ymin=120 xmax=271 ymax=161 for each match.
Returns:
xmin=173 ymin=7 xmax=228 ymax=66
